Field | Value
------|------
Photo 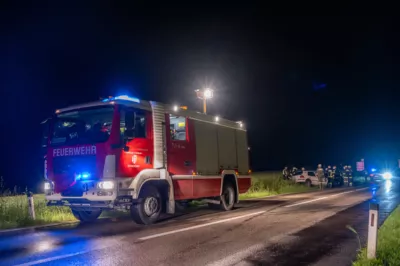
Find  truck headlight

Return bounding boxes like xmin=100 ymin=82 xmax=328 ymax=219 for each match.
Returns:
xmin=97 ymin=181 xmax=114 ymax=190
xmin=44 ymin=181 xmax=53 ymax=190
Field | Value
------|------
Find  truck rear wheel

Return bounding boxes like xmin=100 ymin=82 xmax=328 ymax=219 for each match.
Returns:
xmin=130 ymin=185 xmax=162 ymax=225
xmin=220 ymin=182 xmax=235 ymax=211
xmin=71 ymin=209 xmax=102 ymax=223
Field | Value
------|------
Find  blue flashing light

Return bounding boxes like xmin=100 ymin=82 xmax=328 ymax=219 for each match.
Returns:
xmin=371 ymin=168 xmax=376 ymax=172
xmin=114 ymin=95 xmax=140 ymax=103
xmin=102 ymin=95 xmax=140 ymax=103
xmin=76 ymin=172 xmax=91 ymax=180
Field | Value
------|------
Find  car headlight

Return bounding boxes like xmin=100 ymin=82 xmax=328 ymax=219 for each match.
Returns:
xmin=97 ymin=181 xmax=115 ymax=190
xmin=383 ymin=172 xmax=393 ymax=180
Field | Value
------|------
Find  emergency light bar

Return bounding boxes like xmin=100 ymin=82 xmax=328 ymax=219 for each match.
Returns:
xmin=103 ymin=95 xmax=140 ymax=103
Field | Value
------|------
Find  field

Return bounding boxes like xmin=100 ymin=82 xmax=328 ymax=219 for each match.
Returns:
xmin=353 ymin=206 xmax=400 ymax=266
xmin=0 ymin=172 xmax=313 ymax=230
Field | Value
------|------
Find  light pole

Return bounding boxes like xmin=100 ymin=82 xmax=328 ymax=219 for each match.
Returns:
xmin=195 ymin=88 xmax=213 ymax=114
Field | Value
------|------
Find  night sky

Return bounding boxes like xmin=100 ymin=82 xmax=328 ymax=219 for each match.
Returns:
xmin=1 ymin=4 xmax=399 ymax=190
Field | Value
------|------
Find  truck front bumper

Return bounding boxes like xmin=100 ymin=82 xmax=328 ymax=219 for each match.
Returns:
xmin=46 ymin=191 xmax=139 ymax=210
xmin=46 ymin=192 xmax=117 ymax=202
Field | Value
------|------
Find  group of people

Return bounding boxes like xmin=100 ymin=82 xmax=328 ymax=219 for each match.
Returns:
xmin=282 ymin=164 xmax=355 ymax=190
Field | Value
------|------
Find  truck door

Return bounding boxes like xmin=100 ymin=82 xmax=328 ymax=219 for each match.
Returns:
xmin=166 ymin=115 xmax=196 ymax=200
xmin=119 ymin=108 xmax=153 ymax=177
xmin=166 ymin=115 xmax=196 ymax=175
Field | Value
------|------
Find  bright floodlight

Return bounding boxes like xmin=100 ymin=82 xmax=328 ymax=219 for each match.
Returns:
xmin=195 ymin=88 xmax=214 ymax=114
xmin=383 ymin=172 xmax=393 ymax=180
xmin=173 ymin=105 xmax=178 ymax=111
xmin=204 ymin=89 xmax=213 ymax=99
xmin=215 ymin=116 xmax=219 ymax=122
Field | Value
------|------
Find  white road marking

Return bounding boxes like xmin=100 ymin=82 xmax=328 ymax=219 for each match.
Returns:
xmin=13 ymin=236 xmax=124 ymax=266
xmin=14 ymin=251 xmax=87 ymax=266
xmin=284 ymin=187 xmax=369 ymax=208
xmin=138 ymin=211 xmax=266 ymax=241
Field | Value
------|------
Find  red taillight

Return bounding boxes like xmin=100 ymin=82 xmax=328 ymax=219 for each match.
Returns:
xmin=370 ymin=174 xmax=374 ymax=177
xmin=300 ymin=175 xmax=304 ymax=179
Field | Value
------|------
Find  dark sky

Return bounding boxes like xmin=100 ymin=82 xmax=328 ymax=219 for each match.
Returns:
xmin=1 ymin=4 xmax=399 ymax=189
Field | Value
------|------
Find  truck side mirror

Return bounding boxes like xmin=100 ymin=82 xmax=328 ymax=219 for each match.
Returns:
xmin=40 ymin=117 xmax=51 ymax=156
xmin=124 ymin=129 xmax=134 ymax=139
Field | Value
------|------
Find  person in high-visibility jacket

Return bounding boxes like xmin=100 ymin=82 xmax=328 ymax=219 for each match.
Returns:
xmin=330 ymin=166 xmax=336 ymax=187
xmin=325 ymin=166 xmax=332 ymax=188
xmin=282 ymin=166 xmax=289 ymax=180
xmin=316 ymin=164 xmax=325 ymax=190
xmin=343 ymin=165 xmax=350 ymax=186
xmin=348 ymin=165 xmax=353 ymax=186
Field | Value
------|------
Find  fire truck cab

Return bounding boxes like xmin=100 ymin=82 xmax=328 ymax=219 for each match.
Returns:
xmin=43 ymin=95 xmax=251 ymax=225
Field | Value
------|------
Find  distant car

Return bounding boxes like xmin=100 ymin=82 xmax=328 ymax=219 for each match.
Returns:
xmin=292 ymin=170 xmax=328 ymax=187
xmin=369 ymin=170 xmax=393 ymax=185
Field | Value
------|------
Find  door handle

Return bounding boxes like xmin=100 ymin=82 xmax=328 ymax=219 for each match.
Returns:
xmin=184 ymin=161 xmax=191 ymax=166
xmin=145 ymin=156 xmax=151 ymax=164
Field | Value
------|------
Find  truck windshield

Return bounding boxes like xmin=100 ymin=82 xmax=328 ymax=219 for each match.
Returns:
xmin=51 ymin=106 xmax=114 ymax=146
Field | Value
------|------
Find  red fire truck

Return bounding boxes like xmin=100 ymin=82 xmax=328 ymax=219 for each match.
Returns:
xmin=43 ymin=95 xmax=251 ymax=224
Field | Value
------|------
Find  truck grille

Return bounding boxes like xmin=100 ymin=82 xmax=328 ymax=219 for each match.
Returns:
xmin=52 ymin=156 xmax=97 ymax=195
xmin=52 ymin=156 xmax=97 ymax=175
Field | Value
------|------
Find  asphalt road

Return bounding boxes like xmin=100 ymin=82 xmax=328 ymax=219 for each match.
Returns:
xmin=1 ymin=182 xmax=398 ymax=266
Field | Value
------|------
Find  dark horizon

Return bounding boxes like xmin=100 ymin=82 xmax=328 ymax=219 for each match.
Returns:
xmin=1 ymin=5 xmax=400 ymax=189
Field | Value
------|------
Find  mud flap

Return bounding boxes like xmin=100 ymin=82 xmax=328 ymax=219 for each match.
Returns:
xmin=160 ymin=169 xmax=175 ymax=214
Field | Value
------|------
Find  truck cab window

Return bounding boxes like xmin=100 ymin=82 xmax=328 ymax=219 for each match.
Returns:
xmin=121 ymin=108 xmax=146 ymax=139
xmin=169 ymin=115 xmax=186 ymax=141
xmin=134 ymin=113 xmax=146 ymax=138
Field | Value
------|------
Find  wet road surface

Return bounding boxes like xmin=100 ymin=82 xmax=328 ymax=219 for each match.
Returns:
xmin=0 ymin=181 xmax=398 ymax=266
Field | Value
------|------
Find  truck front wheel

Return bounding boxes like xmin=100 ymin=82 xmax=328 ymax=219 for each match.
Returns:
xmin=71 ymin=209 xmax=102 ymax=223
xmin=130 ymin=186 xmax=162 ymax=225
xmin=220 ymin=182 xmax=235 ymax=211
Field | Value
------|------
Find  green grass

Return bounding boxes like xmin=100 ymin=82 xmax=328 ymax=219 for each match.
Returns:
xmin=239 ymin=171 xmax=316 ymax=200
xmin=0 ymin=194 xmax=75 ymax=230
xmin=353 ymin=206 xmax=400 ymax=266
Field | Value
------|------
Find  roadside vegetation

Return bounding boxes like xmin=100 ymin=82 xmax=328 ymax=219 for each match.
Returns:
xmin=0 ymin=194 xmax=74 ymax=230
xmin=353 ymin=206 xmax=400 ymax=266
xmin=239 ymin=171 xmax=316 ymax=200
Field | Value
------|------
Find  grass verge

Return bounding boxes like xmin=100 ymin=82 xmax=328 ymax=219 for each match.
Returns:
xmin=239 ymin=171 xmax=316 ymax=200
xmin=353 ymin=205 xmax=400 ymax=266
xmin=0 ymin=194 xmax=75 ymax=230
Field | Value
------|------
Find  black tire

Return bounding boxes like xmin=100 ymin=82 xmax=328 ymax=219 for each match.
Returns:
xmin=305 ymin=179 xmax=312 ymax=187
xmin=130 ymin=185 xmax=162 ymax=225
xmin=220 ymin=182 xmax=235 ymax=211
xmin=71 ymin=209 xmax=102 ymax=223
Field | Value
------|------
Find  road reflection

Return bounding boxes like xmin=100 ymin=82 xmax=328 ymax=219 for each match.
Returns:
xmin=385 ymin=180 xmax=392 ymax=193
